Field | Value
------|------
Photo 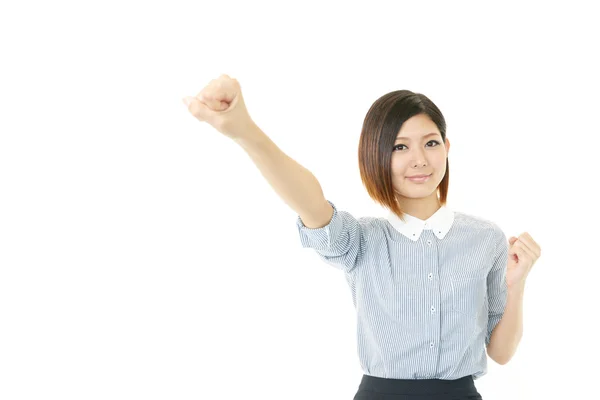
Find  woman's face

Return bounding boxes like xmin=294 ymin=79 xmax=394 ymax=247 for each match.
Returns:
xmin=390 ymin=113 xmax=450 ymax=200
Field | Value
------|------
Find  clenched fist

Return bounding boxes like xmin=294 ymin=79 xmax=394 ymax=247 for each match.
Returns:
xmin=182 ymin=74 xmax=257 ymax=140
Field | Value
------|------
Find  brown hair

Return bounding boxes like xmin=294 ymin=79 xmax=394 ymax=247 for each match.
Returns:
xmin=358 ymin=90 xmax=449 ymax=221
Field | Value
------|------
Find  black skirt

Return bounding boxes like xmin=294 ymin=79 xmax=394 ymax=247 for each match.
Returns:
xmin=353 ymin=374 xmax=482 ymax=400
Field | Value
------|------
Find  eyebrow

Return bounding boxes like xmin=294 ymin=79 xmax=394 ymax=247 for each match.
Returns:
xmin=395 ymin=132 xmax=440 ymax=141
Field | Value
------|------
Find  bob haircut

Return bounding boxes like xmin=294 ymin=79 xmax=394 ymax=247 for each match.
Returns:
xmin=358 ymin=90 xmax=449 ymax=222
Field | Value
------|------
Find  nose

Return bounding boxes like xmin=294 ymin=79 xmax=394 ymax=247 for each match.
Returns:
xmin=410 ymin=147 xmax=427 ymax=167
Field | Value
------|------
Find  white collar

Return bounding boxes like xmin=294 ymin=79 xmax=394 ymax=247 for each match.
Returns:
xmin=387 ymin=205 xmax=455 ymax=241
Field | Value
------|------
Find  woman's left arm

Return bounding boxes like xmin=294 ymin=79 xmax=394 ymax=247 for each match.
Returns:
xmin=487 ymin=232 xmax=541 ymax=365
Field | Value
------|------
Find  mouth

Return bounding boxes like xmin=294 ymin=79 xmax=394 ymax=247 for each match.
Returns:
xmin=406 ymin=174 xmax=431 ymax=183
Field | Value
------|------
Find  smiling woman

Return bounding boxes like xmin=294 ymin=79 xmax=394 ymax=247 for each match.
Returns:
xmin=184 ymin=75 xmax=540 ymax=400
xmin=358 ymin=91 xmax=451 ymax=222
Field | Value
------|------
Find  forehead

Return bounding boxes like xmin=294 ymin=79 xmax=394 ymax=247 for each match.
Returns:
xmin=396 ymin=114 xmax=441 ymax=140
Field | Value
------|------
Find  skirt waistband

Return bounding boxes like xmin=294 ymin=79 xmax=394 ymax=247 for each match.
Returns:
xmin=358 ymin=374 xmax=479 ymax=396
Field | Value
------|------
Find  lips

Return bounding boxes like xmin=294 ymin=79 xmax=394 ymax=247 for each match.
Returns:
xmin=407 ymin=174 xmax=431 ymax=179
xmin=406 ymin=174 xmax=432 ymax=183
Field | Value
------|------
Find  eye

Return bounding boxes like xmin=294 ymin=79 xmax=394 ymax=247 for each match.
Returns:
xmin=393 ymin=140 xmax=440 ymax=152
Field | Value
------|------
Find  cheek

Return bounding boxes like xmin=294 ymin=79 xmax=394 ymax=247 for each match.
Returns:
xmin=436 ymin=155 xmax=448 ymax=170
xmin=390 ymin=163 xmax=404 ymax=181
xmin=390 ymin=157 xmax=405 ymax=172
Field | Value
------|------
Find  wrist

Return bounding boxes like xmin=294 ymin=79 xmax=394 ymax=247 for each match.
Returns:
xmin=233 ymin=122 xmax=266 ymax=147
xmin=508 ymin=279 xmax=526 ymax=294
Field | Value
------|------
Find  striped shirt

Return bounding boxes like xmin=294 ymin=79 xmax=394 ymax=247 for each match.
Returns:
xmin=296 ymin=200 xmax=508 ymax=380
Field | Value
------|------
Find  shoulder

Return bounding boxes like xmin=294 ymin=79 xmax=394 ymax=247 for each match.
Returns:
xmin=342 ymin=211 xmax=391 ymax=242
xmin=318 ymin=200 xmax=387 ymax=237
xmin=354 ymin=214 xmax=387 ymax=235
xmin=452 ymin=210 xmax=506 ymax=242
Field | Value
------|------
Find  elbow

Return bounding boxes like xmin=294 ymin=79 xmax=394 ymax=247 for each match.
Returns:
xmin=494 ymin=355 xmax=511 ymax=365
xmin=487 ymin=344 xmax=516 ymax=365
xmin=489 ymin=349 xmax=515 ymax=365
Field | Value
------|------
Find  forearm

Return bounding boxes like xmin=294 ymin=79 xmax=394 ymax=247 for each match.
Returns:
xmin=234 ymin=124 xmax=331 ymax=228
xmin=487 ymin=281 xmax=525 ymax=364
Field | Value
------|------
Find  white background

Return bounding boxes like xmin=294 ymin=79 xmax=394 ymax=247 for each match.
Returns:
xmin=1 ymin=1 xmax=598 ymax=399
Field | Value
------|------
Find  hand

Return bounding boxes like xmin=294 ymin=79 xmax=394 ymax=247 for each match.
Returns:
xmin=182 ymin=74 xmax=257 ymax=140
xmin=506 ymin=232 xmax=541 ymax=288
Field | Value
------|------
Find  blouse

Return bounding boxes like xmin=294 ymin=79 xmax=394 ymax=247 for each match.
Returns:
xmin=296 ymin=200 xmax=508 ymax=380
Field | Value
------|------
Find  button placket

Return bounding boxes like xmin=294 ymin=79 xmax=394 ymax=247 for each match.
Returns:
xmin=424 ymin=229 xmax=438 ymax=368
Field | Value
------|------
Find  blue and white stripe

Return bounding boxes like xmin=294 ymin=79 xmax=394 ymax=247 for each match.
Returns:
xmin=296 ymin=200 xmax=508 ymax=380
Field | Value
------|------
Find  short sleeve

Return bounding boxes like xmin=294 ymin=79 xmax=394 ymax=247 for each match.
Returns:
xmin=486 ymin=227 xmax=509 ymax=346
xmin=296 ymin=200 xmax=365 ymax=274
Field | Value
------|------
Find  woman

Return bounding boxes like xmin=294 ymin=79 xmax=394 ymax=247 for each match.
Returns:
xmin=182 ymin=74 xmax=541 ymax=400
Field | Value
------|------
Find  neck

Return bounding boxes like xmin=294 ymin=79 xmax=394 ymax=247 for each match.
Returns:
xmin=396 ymin=195 xmax=442 ymax=221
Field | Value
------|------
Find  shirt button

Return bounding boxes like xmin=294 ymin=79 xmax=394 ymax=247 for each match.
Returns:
xmin=430 ymin=342 xmax=435 ymax=348
xmin=430 ymin=306 xmax=435 ymax=313
xmin=428 ymin=273 xmax=433 ymax=280
xmin=427 ymin=240 xmax=432 ymax=246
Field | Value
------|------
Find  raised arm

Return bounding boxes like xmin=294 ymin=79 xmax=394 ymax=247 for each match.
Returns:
xmin=183 ymin=74 xmax=332 ymax=229
xmin=184 ymin=75 xmax=365 ymax=273
xmin=235 ymin=126 xmax=333 ymax=229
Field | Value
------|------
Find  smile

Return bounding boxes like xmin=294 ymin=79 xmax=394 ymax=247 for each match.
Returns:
xmin=406 ymin=174 xmax=431 ymax=183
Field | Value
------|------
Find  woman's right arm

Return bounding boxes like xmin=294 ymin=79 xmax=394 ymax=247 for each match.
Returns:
xmin=183 ymin=74 xmax=332 ymax=229
xmin=184 ymin=74 xmax=364 ymax=273
xmin=234 ymin=125 xmax=333 ymax=229
xmin=235 ymin=124 xmax=364 ymax=274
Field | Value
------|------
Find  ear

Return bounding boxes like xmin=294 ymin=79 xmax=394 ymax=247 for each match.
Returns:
xmin=445 ymin=137 xmax=450 ymax=153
